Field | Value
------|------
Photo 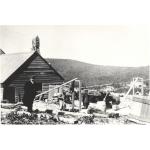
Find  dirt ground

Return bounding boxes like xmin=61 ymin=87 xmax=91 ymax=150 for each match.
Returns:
xmin=0 ymin=99 xmax=147 ymax=125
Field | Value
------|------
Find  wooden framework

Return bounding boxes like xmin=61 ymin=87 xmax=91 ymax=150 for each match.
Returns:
xmin=124 ymin=77 xmax=144 ymax=99
xmin=127 ymin=77 xmax=150 ymax=123
xmin=35 ymin=78 xmax=82 ymax=111
xmin=132 ymin=77 xmax=144 ymax=96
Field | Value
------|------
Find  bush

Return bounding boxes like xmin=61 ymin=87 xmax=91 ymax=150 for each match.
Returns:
xmin=1 ymin=111 xmax=61 ymax=125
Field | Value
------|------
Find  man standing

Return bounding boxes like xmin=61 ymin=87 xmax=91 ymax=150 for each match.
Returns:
xmin=23 ymin=76 xmax=37 ymax=112
xmin=82 ymin=89 xmax=89 ymax=109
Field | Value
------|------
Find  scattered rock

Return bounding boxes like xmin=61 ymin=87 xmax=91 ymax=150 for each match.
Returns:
xmin=77 ymin=115 xmax=94 ymax=124
xmin=58 ymin=116 xmax=76 ymax=124
xmin=1 ymin=100 xmax=139 ymax=125
xmin=45 ymin=109 xmax=53 ymax=114
xmin=108 ymin=113 xmax=119 ymax=118
xmin=17 ymin=111 xmax=31 ymax=116
xmin=87 ymin=107 xmax=103 ymax=114
xmin=58 ymin=111 xmax=65 ymax=116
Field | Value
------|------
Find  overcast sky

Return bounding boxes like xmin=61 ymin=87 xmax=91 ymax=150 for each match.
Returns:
xmin=0 ymin=25 xmax=149 ymax=67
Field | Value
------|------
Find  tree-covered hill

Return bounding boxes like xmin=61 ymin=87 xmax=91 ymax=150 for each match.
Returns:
xmin=46 ymin=58 xmax=149 ymax=86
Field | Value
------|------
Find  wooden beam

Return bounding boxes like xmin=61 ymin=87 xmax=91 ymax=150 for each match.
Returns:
xmin=124 ymin=77 xmax=138 ymax=99
xmin=39 ymin=95 xmax=42 ymax=101
xmin=72 ymin=91 xmax=75 ymax=110
xmin=35 ymin=78 xmax=78 ymax=98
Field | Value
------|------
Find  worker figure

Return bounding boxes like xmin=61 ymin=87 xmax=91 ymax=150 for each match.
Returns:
xmin=70 ymin=81 xmax=75 ymax=93
xmin=82 ymin=90 xmax=89 ymax=109
xmin=58 ymin=93 xmax=66 ymax=110
xmin=22 ymin=76 xmax=37 ymax=112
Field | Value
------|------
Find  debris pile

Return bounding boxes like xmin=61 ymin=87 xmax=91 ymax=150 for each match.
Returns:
xmin=1 ymin=99 xmax=147 ymax=125
xmin=1 ymin=109 xmax=63 ymax=125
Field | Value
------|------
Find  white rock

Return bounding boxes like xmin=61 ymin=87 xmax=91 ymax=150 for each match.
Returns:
xmin=17 ymin=111 xmax=31 ymax=116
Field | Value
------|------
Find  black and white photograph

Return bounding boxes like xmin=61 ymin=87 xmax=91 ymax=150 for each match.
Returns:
xmin=0 ymin=25 xmax=150 ymax=125
xmin=0 ymin=1 xmax=150 ymax=150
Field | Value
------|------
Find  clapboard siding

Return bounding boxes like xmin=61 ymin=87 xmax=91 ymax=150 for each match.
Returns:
xmin=4 ymin=52 xmax=64 ymax=102
xmin=27 ymin=55 xmax=49 ymax=68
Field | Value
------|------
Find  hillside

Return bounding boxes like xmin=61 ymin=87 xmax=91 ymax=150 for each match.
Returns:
xmin=46 ymin=58 xmax=149 ymax=86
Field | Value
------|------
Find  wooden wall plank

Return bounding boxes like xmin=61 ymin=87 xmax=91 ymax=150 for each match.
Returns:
xmin=5 ymin=53 xmax=64 ymax=102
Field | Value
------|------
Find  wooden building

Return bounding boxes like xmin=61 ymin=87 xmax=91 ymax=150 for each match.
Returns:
xmin=0 ymin=37 xmax=64 ymax=103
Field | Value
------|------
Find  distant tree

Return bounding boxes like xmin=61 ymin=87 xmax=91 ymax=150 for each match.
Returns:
xmin=46 ymin=58 xmax=149 ymax=88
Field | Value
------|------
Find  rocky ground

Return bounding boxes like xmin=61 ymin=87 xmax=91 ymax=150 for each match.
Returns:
xmin=0 ymin=98 xmax=146 ymax=125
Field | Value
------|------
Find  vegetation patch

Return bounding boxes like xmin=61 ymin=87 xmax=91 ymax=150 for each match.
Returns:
xmin=1 ymin=111 xmax=63 ymax=125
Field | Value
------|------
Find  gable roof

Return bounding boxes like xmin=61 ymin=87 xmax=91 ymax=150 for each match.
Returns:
xmin=0 ymin=51 xmax=34 ymax=83
xmin=0 ymin=51 xmax=64 ymax=84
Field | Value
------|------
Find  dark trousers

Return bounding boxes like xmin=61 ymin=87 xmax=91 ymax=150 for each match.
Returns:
xmin=83 ymin=95 xmax=89 ymax=109
xmin=27 ymin=103 xmax=33 ymax=112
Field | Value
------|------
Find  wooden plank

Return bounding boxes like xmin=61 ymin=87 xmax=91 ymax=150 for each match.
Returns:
xmin=24 ymin=70 xmax=55 ymax=73
xmin=24 ymin=68 xmax=55 ymax=71
xmin=142 ymin=103 xmax=150 ymax=119
xmin=130 ymin=96 xmax=150 ymax=122
xmin=35 ymin=78 xmax=77 ymax=98
xmin=124 ymin=78 xmax=138 ymax=99
xmin=133 ymin=96 xmax=150 ymax=105
xmin=14 ymin=73 xmax=58 ymax=78
xmin=10 ymin=77 xmax=63 ymax=83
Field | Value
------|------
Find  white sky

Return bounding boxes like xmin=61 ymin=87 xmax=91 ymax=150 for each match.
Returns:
xmin=0 ymin=25 xmax=149 ymax=67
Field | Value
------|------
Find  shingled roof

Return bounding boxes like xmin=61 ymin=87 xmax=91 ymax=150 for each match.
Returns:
xmin=0 ymin=51 xmax=35 ymax=83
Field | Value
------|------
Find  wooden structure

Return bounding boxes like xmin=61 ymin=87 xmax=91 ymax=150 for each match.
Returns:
xmin=35 ymin=78 xmax=82 ymax=111
xmin=132 ymin=77 xmax=144 ymax=95
xmin=0 ymin=38 xmax=64 ymax=103
xmin=125 ymin=77 xmax=150 ymax=122
xmin=124 ymin=77 xmax=145 ymax=99
xmin=130 ymin=96 xmax=150 ymax=122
